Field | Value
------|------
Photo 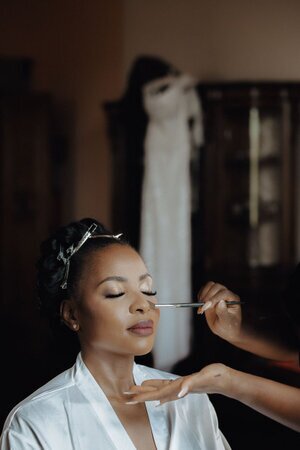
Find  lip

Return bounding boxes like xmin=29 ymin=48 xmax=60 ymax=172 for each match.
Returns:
xmin=127 ymin=320 xmax=154 ymax=336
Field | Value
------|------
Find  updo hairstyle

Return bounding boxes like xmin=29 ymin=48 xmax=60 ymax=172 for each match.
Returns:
xmin=37 ymin=218 xmax=127 ymax=330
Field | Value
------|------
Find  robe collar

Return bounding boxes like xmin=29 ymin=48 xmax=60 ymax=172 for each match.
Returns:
xmin=74 ymin=353 xmax=169 ymax=450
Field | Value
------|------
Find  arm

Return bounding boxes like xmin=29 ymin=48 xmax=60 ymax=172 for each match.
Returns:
xmin=0 ymin=427 xmax=40 ymax=450
xmin=125 ymin=363 xmax=300 ymax=432
xmin=225 ymin=366 xmax=300 ymax=432
xmin=225 ymin=326 xmax=298 ymax=363
xmin=199 ymin=281 xmax=298 ymax=363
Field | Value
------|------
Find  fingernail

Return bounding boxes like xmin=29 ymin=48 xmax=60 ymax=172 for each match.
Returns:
xmin=219 ymin=300 xmax=226 ymax=308
xmin=178 ymin=387 xmax=189 ymax=398
xmin=123 ymin=391 xmax=134 ymax=395
xmin=200 ymin=301 xmax=212 ymax=314
xmin=125 ymin=401 xmax=139 ymax=405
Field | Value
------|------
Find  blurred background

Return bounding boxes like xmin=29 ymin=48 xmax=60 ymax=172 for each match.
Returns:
xmin=0 ymin=0 xmax=299 ymax=448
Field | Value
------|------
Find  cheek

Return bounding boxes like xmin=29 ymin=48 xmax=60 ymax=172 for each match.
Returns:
xmin=81 ymin=301 xmax=129 ymax=331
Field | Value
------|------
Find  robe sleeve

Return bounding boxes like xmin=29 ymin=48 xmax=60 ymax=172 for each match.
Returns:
xmin=1 ymin=428 xmax=39 ymax=450
xmin=0 ymin=413 xmax=45 ymax=450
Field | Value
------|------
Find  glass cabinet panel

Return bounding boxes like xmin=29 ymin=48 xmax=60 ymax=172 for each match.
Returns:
xmin=198 ymin=83 xmax=299 ymax=271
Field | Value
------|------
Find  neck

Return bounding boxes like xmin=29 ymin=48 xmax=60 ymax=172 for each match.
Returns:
xmin=81 ymin=348 xmax=135 ymax=399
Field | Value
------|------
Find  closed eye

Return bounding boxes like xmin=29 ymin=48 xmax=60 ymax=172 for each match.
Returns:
xmin=105 ymin=293 xmax=125 ymax=299
xmin=142 ymin=291 xmax=157 ymax=296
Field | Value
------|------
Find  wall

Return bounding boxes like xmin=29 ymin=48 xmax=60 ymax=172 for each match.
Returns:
xmin=123 ymin=0 xmax=300 ymax=80
xmin=123 ymin=0 xmax=300 ymax=258
xmin=1 ymin=0 xmax=300 ymax=227
xmin=0 ymin=0 xmax=123 ymax=227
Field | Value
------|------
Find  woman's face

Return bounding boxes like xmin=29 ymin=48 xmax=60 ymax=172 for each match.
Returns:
xmin=73 ymin=244 xmax=160 ymax=358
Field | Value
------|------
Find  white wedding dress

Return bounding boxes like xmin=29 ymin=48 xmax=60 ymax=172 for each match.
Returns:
xmin=140 ymin=74 xmax=203 ymax=369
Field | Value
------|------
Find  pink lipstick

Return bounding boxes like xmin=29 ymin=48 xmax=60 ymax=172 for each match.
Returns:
xmin=127 ymin=320 xmax=154 ymax=336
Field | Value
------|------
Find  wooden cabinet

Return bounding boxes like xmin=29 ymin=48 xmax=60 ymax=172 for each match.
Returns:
xmin=191 ymin=82 xmax=300 ymax=363
xmin=0 ymin=94 xmax=58 ymax=317
xmin=105 ymin=80 xmax=300 ymax=450
xmin=0 ymin=92 xmax=67 ymax=426
xmin=197 ymin=83 xmax=299 ymax=273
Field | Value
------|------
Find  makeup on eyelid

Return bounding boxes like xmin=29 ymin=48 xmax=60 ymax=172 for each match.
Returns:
xmin=104 ymin=291 xmax=157 ymax=308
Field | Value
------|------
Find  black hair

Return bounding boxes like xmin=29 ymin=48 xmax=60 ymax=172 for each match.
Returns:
xmin=36 ymin=217 xmax=128 ymax=331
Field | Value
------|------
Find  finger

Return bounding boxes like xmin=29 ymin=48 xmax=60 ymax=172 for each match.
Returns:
xmin=127 ymin=379 xmax=182 ymax=404
xmin=199 ymin=288 xmax=240 ymax=314
xmin=124 ymin=379 xmax=172 ymax=396
xmin=197 ymin=281 xmax=216 ymax=300
xmin=214 ymin=299 xmax=241 ymax=322
xmin=142 ymin=379 xmax=174 ymax=387
xmin=209 ymin=289 xmax=240 ymax=308
xmin=197 ymin=300 xmax=212 ymax=315
xmin=197 ymin=283 xmax=227 ymax=314
xmin=197 ymin=281 xmax=223 ymax=314
xmin=153 ymin=380 xmax=185 ymax=404
xmin=198 ymin=284 xmax=228 ymax=312
xmin=211 ymin=299 xmax=233 ymax=323
xmin=177 ymin=372 xmax=205 ymax=398
xmin=124 ymin=385 xmax=157 ymax=395
xmin=201 ymin=283 xmax=227 ymax=301
xmin=177 ymin=383 xmax=190 ymax=398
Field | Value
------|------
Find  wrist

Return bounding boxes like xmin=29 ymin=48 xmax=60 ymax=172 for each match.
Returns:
xmin=211 ymin=365 xmax=248 ymax=400
xmin=225 ymin=329 xmax=247 ymax=347
xmin=222 ymin=367 xmax=254 ymax=403
xmin=210 ymin=364 xmax=234 ymax=396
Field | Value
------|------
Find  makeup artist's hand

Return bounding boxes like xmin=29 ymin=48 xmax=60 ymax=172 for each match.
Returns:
xmin=198 ymin=282 xmax=298 ymax=362
xmin=125 ymin=363 xmax=232 ymax=405
xmin=197 ymin=281 xmax=242 ymax=344
xmin=125 ymin=363 xmax=300 ymax=432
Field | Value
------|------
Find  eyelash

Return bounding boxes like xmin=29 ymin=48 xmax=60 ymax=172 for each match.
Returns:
xmin=105 ymin=291 xmax=157 ymax=299
xmin=105 ymin=293 xmax=124 ymax=299
xmin=143 ymin=291 xmax=157 ymax=297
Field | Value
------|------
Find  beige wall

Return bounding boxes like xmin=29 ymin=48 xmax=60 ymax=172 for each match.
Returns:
xmin=0 ymin=0 xmax=123 ymax=227
xmin=122 ymin=0 xmax=300 ymax=257
xmin=123 ymin=0 xmax=300 ymax=80
xmin=1 ymin=0 xmax=300 ymax=228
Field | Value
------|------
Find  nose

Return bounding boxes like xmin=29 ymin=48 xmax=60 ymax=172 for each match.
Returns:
xmin=129 ymin=294 xmax=153 ymax=314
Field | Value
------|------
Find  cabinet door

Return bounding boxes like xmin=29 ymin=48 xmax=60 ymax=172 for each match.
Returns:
xmin=0 ymin=94 xmax=54 ymax=323
xmin=0 ymin=94 xmax=69 ymax=428
xmin=201 ymin=86 xmax=296 ymax=271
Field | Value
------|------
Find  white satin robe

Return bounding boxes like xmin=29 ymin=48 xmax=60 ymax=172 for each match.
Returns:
xmin=1 ymin=353 xmax=230 ymax=450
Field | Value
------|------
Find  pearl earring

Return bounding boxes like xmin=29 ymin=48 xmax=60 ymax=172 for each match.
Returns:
xmin=73 ymin=323 xmax=79 ymax=331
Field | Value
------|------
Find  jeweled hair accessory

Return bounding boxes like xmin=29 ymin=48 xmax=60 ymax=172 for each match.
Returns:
xmin=57 ymin=223 xmax=122 ymax=289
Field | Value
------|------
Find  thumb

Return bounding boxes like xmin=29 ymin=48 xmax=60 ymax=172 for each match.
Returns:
xmin=177 ymin=380 xmax=191 ymax=398
xmin=215 ymin=300 xmax=230 ymax=321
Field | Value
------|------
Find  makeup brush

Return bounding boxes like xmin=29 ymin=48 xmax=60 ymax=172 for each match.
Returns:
xmin=155 ymin=301 xmax=243 ymax=308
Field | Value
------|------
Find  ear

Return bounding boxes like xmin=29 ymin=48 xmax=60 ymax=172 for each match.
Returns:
xmin=60 ymin=299 xmax=80 ymax=332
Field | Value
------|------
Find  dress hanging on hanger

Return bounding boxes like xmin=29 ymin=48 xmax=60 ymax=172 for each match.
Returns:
xmin=140 ymin=73 xmax=203 ymax=369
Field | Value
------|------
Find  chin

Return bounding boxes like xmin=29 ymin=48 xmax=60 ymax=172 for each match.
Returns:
xmin=133 ymin=342 xmax=154 ymax=356
xmin=134 ymin=348 xmax=152 ymax=357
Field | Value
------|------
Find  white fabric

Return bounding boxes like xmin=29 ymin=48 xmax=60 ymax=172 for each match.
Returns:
xmin=1 ymin=353 xmax=230 ymax=450
xmin=140 ymin=74 xmax=203 ymax=369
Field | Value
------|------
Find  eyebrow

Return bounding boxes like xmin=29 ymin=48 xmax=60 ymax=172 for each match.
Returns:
xmin=97 ymin=273 xmax=152 ymax=287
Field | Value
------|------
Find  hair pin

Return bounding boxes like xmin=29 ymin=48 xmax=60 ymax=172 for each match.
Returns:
xmin=57 ymin=223 xmax=123 ymax=289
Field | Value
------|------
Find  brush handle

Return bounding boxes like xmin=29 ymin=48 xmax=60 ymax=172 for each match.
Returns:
xmin=155 ymin=301 xmax=243 ymax=308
